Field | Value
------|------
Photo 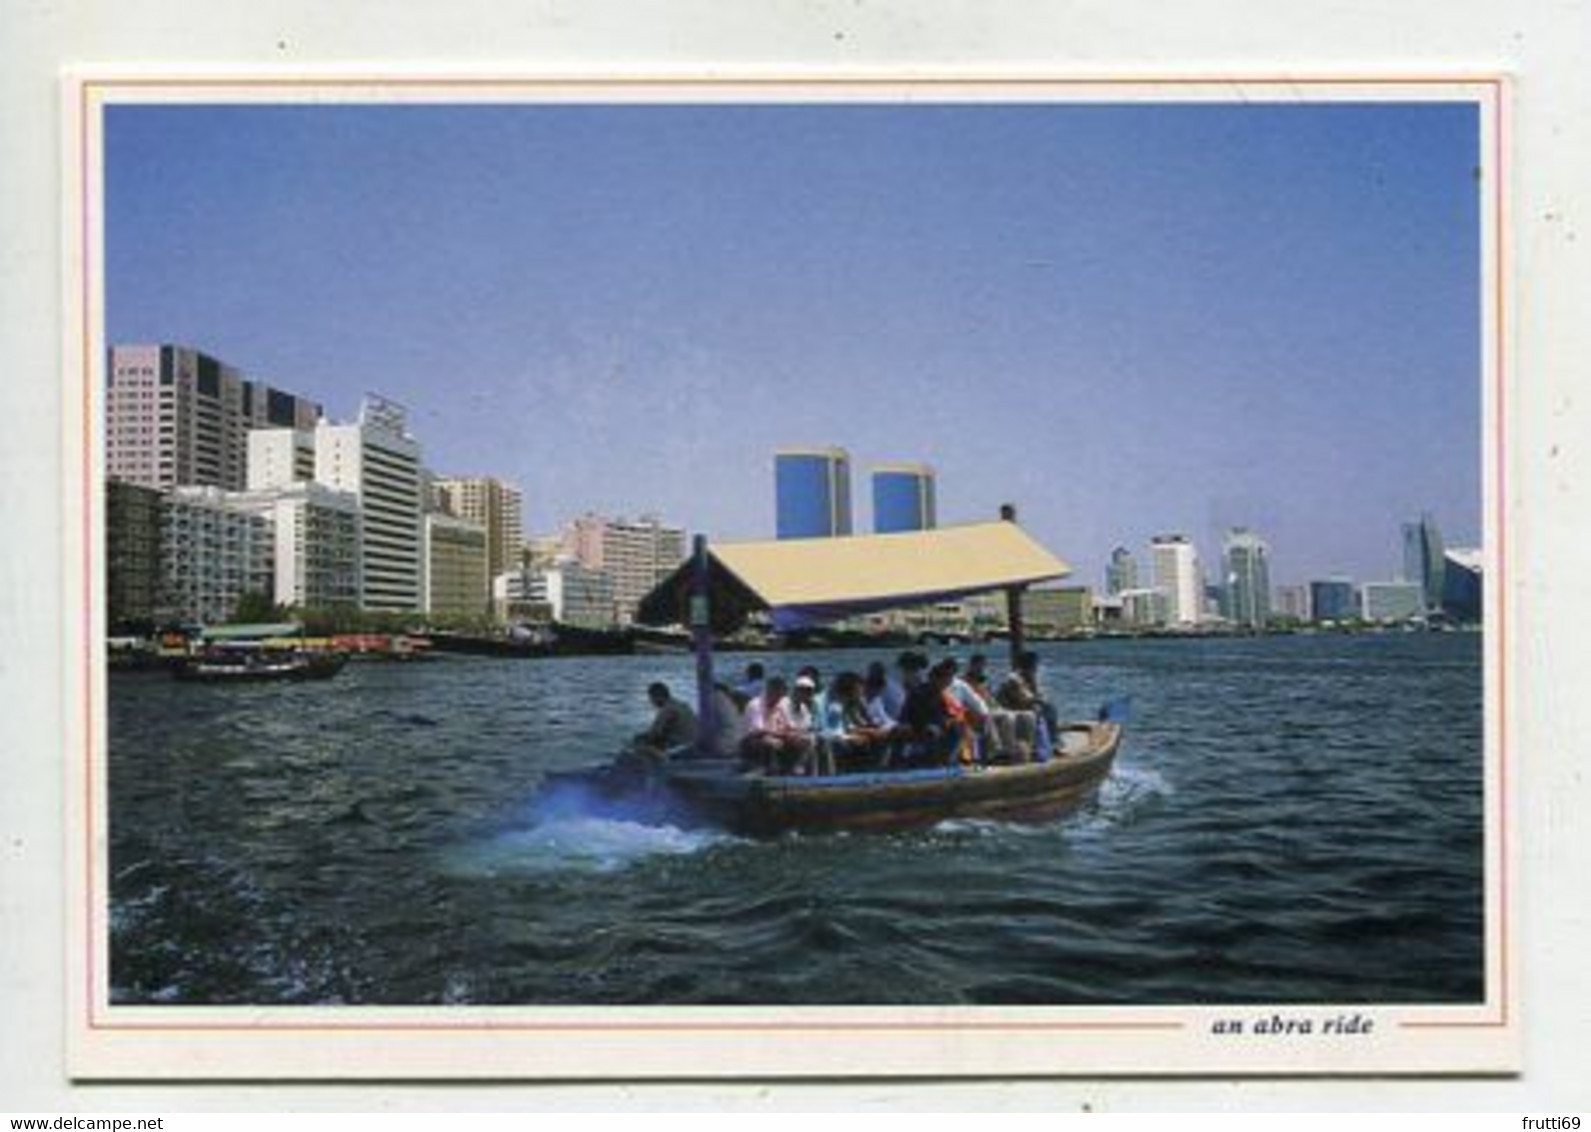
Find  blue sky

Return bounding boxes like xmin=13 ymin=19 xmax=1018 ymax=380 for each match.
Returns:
xmin=105 ymin=100 xmax=1481 ymax=588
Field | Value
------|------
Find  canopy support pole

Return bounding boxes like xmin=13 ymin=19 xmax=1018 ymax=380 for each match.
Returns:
xmin=1000 ymin=503 xmax=1027 ymax=669
xmin=690 ymin=533 xmax=717 ymax=754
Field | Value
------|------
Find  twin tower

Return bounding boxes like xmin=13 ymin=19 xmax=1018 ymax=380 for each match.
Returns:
xmin=774 ymin=447 xmax=937 ymax=541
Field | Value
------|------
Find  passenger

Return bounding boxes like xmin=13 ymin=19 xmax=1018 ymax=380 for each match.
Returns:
xmin=967 ymin=653 xmax=1035 ymax=763
xmin=788 ymin=674 xmax=834 ymax=776
xmin=736 ymin=661 xmax=767 ymax=709
xmin=631 ymin=681 xmax=699 ymax=755
xmin=863 ymin=661 xmax=912 ymax=767
xmin=822 ymin=671 xmax=891 ymax=771
xmin=997 ymin=650 xmax=1061 ymax=754
xmin=936 ymin=658 xmax=981 ymax=766
xmin=882 ymin=650 xmax=924 ymax=722
xmin=738 ymin=676 xmax=818 ymax=776
xmin=901 ymin=659 xmax=971 ymax=766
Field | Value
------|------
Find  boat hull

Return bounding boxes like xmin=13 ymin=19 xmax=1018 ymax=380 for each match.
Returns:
xmin=542 ymin=721 xmax=1121 ymax=838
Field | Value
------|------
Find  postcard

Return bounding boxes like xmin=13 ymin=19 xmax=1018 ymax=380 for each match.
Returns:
xmin=62 ymin=72 xmax=1515 ymax=1078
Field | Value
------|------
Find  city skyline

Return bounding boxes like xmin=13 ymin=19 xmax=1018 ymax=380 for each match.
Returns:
xmin=106 ymin=100 xmax=1483 ymax=585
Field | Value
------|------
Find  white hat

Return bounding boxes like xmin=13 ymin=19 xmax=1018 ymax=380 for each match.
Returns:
xmin=793 ymin=676 xmax=817 ymax=691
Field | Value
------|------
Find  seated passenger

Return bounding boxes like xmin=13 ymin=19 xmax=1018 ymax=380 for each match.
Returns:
xmin=736 ymin=662 xmax=767 ymax=709
xmin=738 ymin=676 xmax=819 ymax=776
xmin=631 ymin=682 xmax=699 ymax=756
xmin=997 ymin=650 xmax=1060 ymax=754
xmin=967 ymin=653 xmax=1035 ymax=763
xmin=901 ymin=659 xmax=974 ymax=766
xmin=706 ymin=681 xmax=747 ymax=757
xmin=822 ymin=671 xmax=892 ymax=771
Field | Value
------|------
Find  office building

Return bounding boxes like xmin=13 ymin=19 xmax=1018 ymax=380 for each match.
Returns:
xmin=870 ymin=462 xmax=937 ymax=534
xmin=106 ymin=479 xmax=163 ymax=627
xmin=247 ymin=428 xmax=317 ymax=490
xmin=1119 ymin=587 xmax=1169 ymax=628
xmin=314 ymin=396 xmax=423 ymax=613
xmin=107 ymin=344 xmax=320 ymax=491
xmin=1402 ymin=512 xmax=1448 ymax=612
xmin=231 ymin=483 xmax=363 ymax=613
xmin=422 ymin=512 xmax=490 ymax=621
xmin=1309 ymin=578 xmax=1358 ymax=623
xmin=1150 ymin=534 xmax=1202 ymax=626
xmin=496 ymin=557 xmax=616 ymax=629
xmin=1221 ymin=527 xmax=1272 ymax=630
xmin=1362 ymin=580 xmax=1425 ymax=623
xmin=561 ymin=513 xmax=686 ymax=625
xmin=158 ymin=487 xmax=272 ymax=624
xmin=1274 ymin=584 xmax=1311 ymax=622
xmin=1105 ymin=546 xmax=1139 ymax=596
xmin=1442 ymin=548 xmax=1484 ymax=623
xmin=1024 ymin=586 xmax=1095 ymax=636
xmin=434 ymin=476 xmax=525 ymax=584
xmin=774 ymin=446 xmax=852 ymax=539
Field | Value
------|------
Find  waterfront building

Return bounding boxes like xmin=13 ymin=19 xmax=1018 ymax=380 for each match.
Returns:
xmin=870 ymin=462 xmax=937 ymax=534
xmin=1150 ymin=535 xmax=1202 ymax=626
xmin=1402 ymin=512 xmax=1448 ymax=612
xmin=774 ymin=446 xmax=852 ymax=539
xmin=1274 ymin=584 xmax=1312 ymax=622
xmin=107 ymin=344 xmax=320 ymax=492
xmin=158 ymin=487 xmax=273 ymax=624
xmin=495 ymin=557 xmax=616 ymax=629
xmin=434 ymin=476 xmax=525 ymax=585
xmin=1221 ymin=527 xmax=1272 ymax=630
xmin=523 ymin=534 xmax=564 ymax=571
xmin=230 ymin=482 xmax=363 ymax=613
xmin=247 ymin=428 xmax=317 ymax=490
xmin=1309 ymin=578 xmax=1358 ymax=623
xmin=1025 ymin=586 xmax=1095 ymax=636
xmin=106 ymin=479 xmax=163 ymax=627
xmin=1119 ymin=586 xmax=1169 ymax=628
xmin=1105 ymin=546 xmax=1139 ymax=596
xmin=561 ymin=513 xmax=686 ymax=625
xmin=1442 ymin=548 xmax=1484 ymax=623
xmin=314 ymin=396 xmax=424 ymax=613
xmin=1361 ymin=580 xmax=1426 ymax=623
xmin=422 ymin=512 xmax=490 ymax=622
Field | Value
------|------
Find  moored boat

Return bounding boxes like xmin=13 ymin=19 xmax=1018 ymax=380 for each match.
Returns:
xmin=172 ymin=647 xmax=347 ymax=683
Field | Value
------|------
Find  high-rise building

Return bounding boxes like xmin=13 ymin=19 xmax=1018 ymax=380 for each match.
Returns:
xmin=1401 ymin=513 xmax=1447 ymax=612
xmin=774 ymin=446 xmax=852 ymax=539
xmin=158 ymin=487 xmax=273 ymax=624
xmin=496 ymin=556 xmax=616 ymax=629
xmin=1105 ymin=546 xmax=1139 ymax=596
xmin=870 ymin=462 xmax=937 ymax=534
xmin=314 ymin=396 xmax=424 ymax=613
xmin=247 ymin=428 xmax=317 ymax=490
xmin=1442 ymin=548 xmax=1484 ymax=623
xmin=231 ymin=483 xmax=363 ymax=613
xmin=1150 ymin=534 xmax=1202 ymax=626
xmin=422 ymin=512 xmax=490 ymax=621
xmin=1119 ymin=587 xmax=1169 ymax=628
xmin=1362 ymin=581 xmax=1425 ymax=622
xmin=434 ymin=476 xmax=525 ymax=585
xmin=106 ymin=479 xmax=163 ymax=627
xmin=107 ymin=344 xmax=321 ymax=491
xmin=1309 ymin=578 xmax=1357 ymax=622
xmin=561 ymin=513 xmax=686 ymax=625
xmin=1274 ymin=584 xmax=1312 ymax=622
xmin=1221 ymin=527 xmax=1272 ymax=630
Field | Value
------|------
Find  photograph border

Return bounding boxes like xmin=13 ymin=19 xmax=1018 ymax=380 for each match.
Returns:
xmin=63 ymin=70 xmax=1514 ymax=1080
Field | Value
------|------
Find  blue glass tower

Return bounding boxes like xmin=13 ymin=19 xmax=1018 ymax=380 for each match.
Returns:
xmin=1309 ymin=578 xmax=1357 ymax=622
xmin=774 ymin=447 xmax=852 ymax=539
xmin=871 ymin=463 xmax=937 ymax=534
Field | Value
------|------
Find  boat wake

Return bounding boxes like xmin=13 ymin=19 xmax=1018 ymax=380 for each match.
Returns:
xmin=451 ymin=814 xmax=736 ymax=877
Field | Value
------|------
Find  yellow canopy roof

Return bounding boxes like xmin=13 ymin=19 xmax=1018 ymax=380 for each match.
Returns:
xmin=637 ymin=520 xmax=1071 ymax=631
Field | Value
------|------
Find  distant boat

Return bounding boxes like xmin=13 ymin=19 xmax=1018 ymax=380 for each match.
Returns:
xmin=540 ymin=514 xmax=1127 ymax=837
xmin=172 ymin=646 xmax=347 ymax=683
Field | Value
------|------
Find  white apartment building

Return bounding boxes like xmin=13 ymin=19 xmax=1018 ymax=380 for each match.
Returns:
xmin=107 ymin=344 xmax=320 ymax=491
xmin=314 ymin=396 xmax=423 ymax=613
xmin=231 ymin=483 xmax=363 ymax=613
xmin=433 ymin=476 xmax=525 ymax=583
xmin=1150 ymin=534 xmax=1202 ymax=626
xmin=159 ymin=486 xmax=273 ymax=624
xmin=247 ymin=428 xmax=318 ymax=490
xmin=494 ymin=557 xmax=615 ymax=629
xmin=561 ymin=513 xmax=686 ymax=625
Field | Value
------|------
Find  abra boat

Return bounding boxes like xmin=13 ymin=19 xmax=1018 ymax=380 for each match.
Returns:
xmin=541 ymin=509 xmax=1127 ymax=837
xmin=172 ymin=647 xmax=347 ymax=683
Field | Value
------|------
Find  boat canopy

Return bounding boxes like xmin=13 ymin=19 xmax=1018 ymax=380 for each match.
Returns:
xmin=197 ymin=622 xmax=303 ymax=641
xmin=636 ymin=520 xmax=1071 ymax=632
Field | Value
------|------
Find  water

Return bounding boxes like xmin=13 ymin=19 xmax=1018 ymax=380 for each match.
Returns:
xmin=107 ymin=633 xmax=1484 ymax=1006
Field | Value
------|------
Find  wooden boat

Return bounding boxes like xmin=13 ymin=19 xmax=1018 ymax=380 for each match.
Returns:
xmin=541 ymin=509 xmax=1128 ymax=837
xmin=172 ymin=648 xmax=348 ymax=683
